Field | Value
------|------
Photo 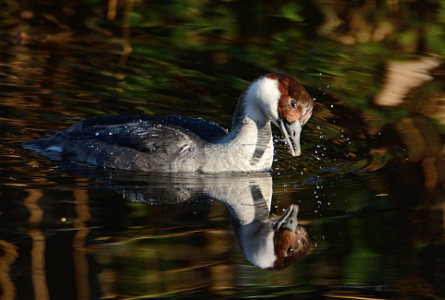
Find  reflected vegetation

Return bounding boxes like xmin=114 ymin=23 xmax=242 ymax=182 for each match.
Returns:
xmin=1 ymin=0 xmax=445 ymax=299
xmin=0 ymin=240 xmax=18 ymax=300
xmin=0 ymin=170 xmax=311 ymax=298
xmin=24 ymin=189 xmax=50 ymax=300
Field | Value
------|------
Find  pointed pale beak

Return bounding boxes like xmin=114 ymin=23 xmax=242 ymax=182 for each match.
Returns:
xmin=273 ymin=204 xmax=299 ymax=232
xmin=278 ymin=119 xmax=302 ymax=157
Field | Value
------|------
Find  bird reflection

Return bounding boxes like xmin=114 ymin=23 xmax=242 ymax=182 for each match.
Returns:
xmin=77 ymin=167 xmax=311 ymax=269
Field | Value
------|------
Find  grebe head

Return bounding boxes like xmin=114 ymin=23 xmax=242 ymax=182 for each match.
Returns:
xmin=272 ymin=204 xmax=311 ymax=269
xmin=241 ymin=204 xmax=311 ymax=269
xmin=243 ymin=73 xmax=314 ymax=156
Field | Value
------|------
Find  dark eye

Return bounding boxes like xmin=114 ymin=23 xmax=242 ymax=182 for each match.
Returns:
xmin=287 ymin=247 xmax=294 ymax=256
xmin=290 ymin=99 xmax=297 ymax=108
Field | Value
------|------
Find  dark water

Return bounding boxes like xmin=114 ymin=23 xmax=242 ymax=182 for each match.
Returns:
xmin=1 ymin=1 xmax=445 ymax=299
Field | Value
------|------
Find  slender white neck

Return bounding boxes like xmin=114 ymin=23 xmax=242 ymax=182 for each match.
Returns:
xmin=232 ymin=77 xmax=280 ymax=130
xmin=205 ymin=118 xmax=272 ymax=172
xmin=199 ymin=77 xmax=281 ymax=172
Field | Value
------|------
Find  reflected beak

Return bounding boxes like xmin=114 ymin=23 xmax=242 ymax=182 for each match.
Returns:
xmin=278 ymin=119 xmax=302 ymax=157
xmin=273 ymin=204 xmax=299 ymax=232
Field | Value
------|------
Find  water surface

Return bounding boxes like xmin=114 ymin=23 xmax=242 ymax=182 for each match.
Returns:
xmin=1 ymin=1 xmax=445 ymax=299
